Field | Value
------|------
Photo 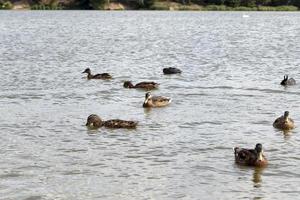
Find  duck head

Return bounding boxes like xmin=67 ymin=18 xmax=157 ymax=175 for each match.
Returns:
xmin=255 ymin=143 xmax=264 ymax=162
xmin=143 ymin=92 xmax=152 ymax=107
xmin=280 ymin=75 xmax=288 ymax=85
xmin=86 ymin=114 xmax=104 ymax=128
xmin=284 ymin=111 xmax=290 ymax=122
xmin=123 ymin=81 xmax=134 ymax=88
xmin=82 ymin=68 xmax=91 ymax=74
xmin=145 ymin=92 xmax=151 ymax=101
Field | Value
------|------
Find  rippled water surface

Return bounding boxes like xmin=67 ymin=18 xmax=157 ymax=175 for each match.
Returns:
xmin=0 ymin=11 xmax=300 ymax=200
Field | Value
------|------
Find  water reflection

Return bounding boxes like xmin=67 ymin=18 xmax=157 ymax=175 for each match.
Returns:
xmin=275 ymin=128 xmax=293 ymax=140
xmin=282 ymin=130 xmax=292 ymax=138
xmin=235 ymin=164 xmax=265 ymax=188
xmin=252 ymin=167 xmax=264 ymax=188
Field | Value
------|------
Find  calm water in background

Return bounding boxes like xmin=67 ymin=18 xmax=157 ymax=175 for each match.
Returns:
xmin=0 ymin=11 xmax=300 ymax=200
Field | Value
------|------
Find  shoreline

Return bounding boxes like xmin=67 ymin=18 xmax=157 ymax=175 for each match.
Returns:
xmin=1 ymin=1 xmax=299 ymax=11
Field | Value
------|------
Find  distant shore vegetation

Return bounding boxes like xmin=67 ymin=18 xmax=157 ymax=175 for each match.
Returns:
xmin=0 ymin=0 xmax=299 ymax=10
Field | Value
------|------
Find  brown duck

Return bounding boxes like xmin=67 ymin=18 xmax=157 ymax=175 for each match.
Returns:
xmin=143 ymin=92 xmax=171 ymax=108
xmin=82 ymin=68 xmax=112 ymax=79
xmin=273 ymin=111 xmax=295 ymax=130
xmin=86 ymin=114 xmax=138 ymax=129
xmin=123 ymin=81 xmax=159 ymax=90
xmin=234 ymin=143 xmax=268 ymax=167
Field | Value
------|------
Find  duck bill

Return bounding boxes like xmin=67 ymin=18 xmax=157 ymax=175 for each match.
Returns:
xmin=257 ymin=152 xmax=264 ymax=162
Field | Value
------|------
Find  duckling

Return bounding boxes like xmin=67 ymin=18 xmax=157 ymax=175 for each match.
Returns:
xmin=280 ymin=75 xmax=296 ymax=86
xmin=82 ymin=68 xmax=112 ymax=80
xmin=123 ymin=81 xmax=159 ymax=90
xmin=143 ymin=92 xmax=171 ymax=108
xmin=234 ymin=143 xmax=268 ymax=167
xmin=86 ymin=114 xmax=137 ymax=129
xmin=273 ymin=111 xmax=295 ymax=130
xmin=163 ymin=67 xmax=182 ymax=74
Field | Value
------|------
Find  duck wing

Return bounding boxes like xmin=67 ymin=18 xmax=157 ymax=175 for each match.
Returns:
xmin=287 ymin=78 xmax=296 ymax=85
xmin=149 ymin=96 xmax=172 ymax=107
xmin=274 ymin=115 xmax=283 ymax=123
xmin=152 ymin=96 xmax=171 ymax=103
xmin=104 ymin=119 xmax=138 ymax=129
xmin=273 ymin=116 xmax=284 ymax=127
xmin=234 ymin=147 xmax=257 ymax=165
xmin=135 ymin=82 xmax=158 ymax=89
xmin=136 ymin=82 xmax=157 ymax=86
xmin=93 ymin=73 xmax=112 ymax=79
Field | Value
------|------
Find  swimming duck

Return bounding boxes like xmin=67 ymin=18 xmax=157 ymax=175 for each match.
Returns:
xmin=273 ymin=111 xmax=295 ymax=130
xmin=163 ymin=67 xmax=182 ymax=74
xmin=234 ymin=143 xmax=268 ymax=167
xmin=85 ymin=114 xmax=138 ymax=129
xmin=143 ymin=92 xmax=171 ymax=108
xmin=82 ymin=68 xmax=112 ymax=79
xmin=280 ymin=75 xmax=296 ymax=86
xmin=123 ymin=81 xmax=159 ymax=90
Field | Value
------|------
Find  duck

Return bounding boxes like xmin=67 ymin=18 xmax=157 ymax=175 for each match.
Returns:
xmin=143 ymin=92 xmax=171 ymax=108
xmin=163 ymin=67 xmax=182 ymax=75
xmin=82 ymin=68 xmax=112 ymax=79
xmin=273 ymin=111 xmax=295 ymax=130
xmin=123 ymin=81 xmax=159 ymax=90
xmin=234 ymin=143 xmax=268 ymax=167
xmin=280 ymin=75 xmax=296 ymax=86
xmin=85 ymin=114 xmax=138 ymax=129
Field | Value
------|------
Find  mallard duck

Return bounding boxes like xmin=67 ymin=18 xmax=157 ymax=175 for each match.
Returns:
xmin=273 ymin=111 xmax=295 ymax=130
xmin=123 ymin=81 xmax=159 ymax=90
xmin=85 ymin=114 xmax=137 ymax=129
xmin=82 ymin=68 xmax=112 ymax=79
xmin=143 ymin=92 xmax=171 ymax=108
xmin=280 ymin=75 xmax=296 ymax=86
xmin=163 ymin=67 xmax=182 ymax=74
xmin=234 ymin=143 xmax=268 ymax=167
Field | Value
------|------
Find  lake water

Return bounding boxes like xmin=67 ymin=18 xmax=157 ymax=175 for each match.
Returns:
xmin=0 ymin=11 xmax=300 ymax=200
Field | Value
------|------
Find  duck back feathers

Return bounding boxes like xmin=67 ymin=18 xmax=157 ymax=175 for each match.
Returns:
xmin=104 ymin=119 xmax=138 ymax=129
xmin=163 ymin=67 xmax=182 ymax=74
xmin=123 ymin=81 xmax=159 ymax=90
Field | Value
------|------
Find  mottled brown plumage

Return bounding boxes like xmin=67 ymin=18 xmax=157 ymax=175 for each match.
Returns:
xmin=234 ymin=144 xmax=268 ymax=167
xmin=85 ymin=114 xmax=137 ymax=129
xmin=143 ymin=92 xmax=171 ymax=108
xmin=103 ymin=119 xmax=138 ymax=129
xmin=273 ymin=111 xmax=295 ymax=130
xmin=123 ymin=81 xmax=159 ymax=90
